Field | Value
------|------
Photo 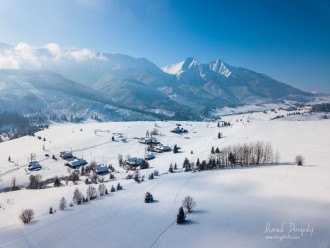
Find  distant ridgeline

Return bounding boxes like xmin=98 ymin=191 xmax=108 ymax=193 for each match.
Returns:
xmin=311 ymin=103 xmax=330 ymax=112
xmin=0 ymin=111 xmax=49 ymax=143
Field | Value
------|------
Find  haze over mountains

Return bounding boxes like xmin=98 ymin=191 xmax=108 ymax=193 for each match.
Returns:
xmin=0 ymin=43 xmax=314 ymax=121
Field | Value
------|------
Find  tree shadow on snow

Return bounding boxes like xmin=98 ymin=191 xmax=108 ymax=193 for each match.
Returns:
xmin=190 ymin=209 xmax=209 ymax=215
xmin=183 ymin=219 xmax=199 ymax=225
xmin=150 ymin=200 xmax=159 ymax=204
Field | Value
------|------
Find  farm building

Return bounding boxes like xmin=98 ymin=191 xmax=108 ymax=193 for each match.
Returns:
xmin=154 ymin=144 xmax=171 ymax=153
xmin=28 ymin=161 xmax=41 ymax=171
xmin=60 ymin=151 xmax=73 ymax=159
xmin=93 ymin=164 xmax=108 ymax=174
xmin=144 ymin=154 xmax=155 ymax=160
xmin=66 ymin=159 xmax=87 ymax=168
xmin=170 ymin=126 xmax=188 ymax=134
xmin=138 ymin=137 xmax=159 ymax=145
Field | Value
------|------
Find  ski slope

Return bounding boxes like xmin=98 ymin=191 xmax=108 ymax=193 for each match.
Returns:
xmin=0 ymin=112 xmax=329 ymax=248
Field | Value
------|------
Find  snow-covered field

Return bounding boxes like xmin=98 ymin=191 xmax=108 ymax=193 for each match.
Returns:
xmin=0 ymin=110 xmax=329 ymax=248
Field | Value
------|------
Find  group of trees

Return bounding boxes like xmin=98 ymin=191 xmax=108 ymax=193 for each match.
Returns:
xmin=177 ymin=196 xmax=197 ymax=224
xmin=52 ymin=182 xmax=122 ymax=215
xmin=209 ymin=141 xmax=275 ymax=168
xmin=27 ymin=175 xmax=44 ymax=189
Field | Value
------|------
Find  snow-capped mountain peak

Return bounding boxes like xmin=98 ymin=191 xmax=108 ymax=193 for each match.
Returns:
xmin=209 ymin=59 xmax=231 ymax=77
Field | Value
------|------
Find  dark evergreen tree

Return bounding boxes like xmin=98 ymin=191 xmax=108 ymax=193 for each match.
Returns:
xmin=211 ymin=146 xmax=215 ymax=154
xmin=196 ymin=158 xmax=201 ymax=169
xmin=8 ymin=156 xmax=11 ymax=161
xmin=145 ymin=192 xmax=154 ymax=203
xmin=218 ymin=132 xmax=222 ymax=139
xmin=117 ymin=183 xmax=122 ymax=191
xmin=173 ymin=144 xmax=178 ymax=154
xmin=52 ymin=154 xmax=56 ymax=160
xmin=111 ymin=185 xmax=116 ymax=192
xmin=174 ymin=163 xmax=177 ymax=170
xmin=176 ymin=207 xmax=186 ymax=224
xmin=228 ymin=152 xmax=236 ymax=166
xmin=169 ymin=163 xmax=174 ymax=173
xmin=215 ymin=147 xmax=220 ymax=153
xmin=183 ymin=158 xmax=190 ymax=168
xmin=49 ymin=207 xmax=53 ymax=214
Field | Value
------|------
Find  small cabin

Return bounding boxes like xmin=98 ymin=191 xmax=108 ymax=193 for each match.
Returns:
xmin=138 ymin=137 xmax=158 ymax=145
xmin=66 ymin=159 xmax=87 ymax=168
xmin=154 ymin=144 xmax=171 ymax=153
xmin=170 ymin=127 xmax=188 ymax=134
xmin=93 ymin=164 xmax=109 ymax=174
xmin=144 ymin=154 xmax=155 ymax=160
xmin=28 ymin=161 xmax=42 ymax=171
xmin=60 ymin=151 xmax=73 ymax=159
xmin=126 ymin=157 xmax=144 ymax=167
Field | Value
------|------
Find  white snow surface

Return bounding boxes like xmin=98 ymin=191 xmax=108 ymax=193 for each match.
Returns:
xmin=0 ymin=112 xmax=329 ymax=248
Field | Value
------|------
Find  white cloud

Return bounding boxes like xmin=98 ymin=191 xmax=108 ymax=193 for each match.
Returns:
xmin=0 ymin=42 xmax=106 ymax=69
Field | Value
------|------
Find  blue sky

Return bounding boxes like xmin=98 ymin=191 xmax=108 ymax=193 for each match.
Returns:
xmin=0 ymin=0 xmax=329 ymax=93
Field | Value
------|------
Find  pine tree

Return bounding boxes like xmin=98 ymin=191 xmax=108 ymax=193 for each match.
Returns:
xmin=111 ymin=185 xmax=115 ymax=192
xmin=49 ymin=207 xmax=53 ymax=214
xmin=211 ymin=146 xmax=215 ymax=154
xmin=169 ymin=163 xmax=174 ymax=173
xmin=117 ymin=183 xmax=122 ymax=191
xmin=218 ymin=132 xmax=222 ymax=139
xmin=215 ymin=147 xmax=220 ymax=153
xmin=8 ymin=156 xmax=11 ymax=162
xmin=145 ymin=192 xmax=154 ymax=203
xmin=174 ymin=163 xmax=177 ymax=170
xmin=176 ymin=207 xmax=186 ymax=224
xmin=173 ymin=144 xmax=178 ymax=154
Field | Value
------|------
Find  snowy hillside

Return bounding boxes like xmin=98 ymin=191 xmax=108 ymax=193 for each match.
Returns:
xmin=0 ymin=109 xmax=329 ymax=248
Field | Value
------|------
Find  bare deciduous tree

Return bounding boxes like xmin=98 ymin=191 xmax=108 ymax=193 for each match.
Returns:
xmin=182 ymin=196 xmax=196 ymax=213
xmin=98 ymin=183 xmax=106 ymax=196
xmin=59 ymin=197 xmax=67 ymax=210
xmin=118 ymin=154 xmax=123 ymax=166
xmin=19 ymin=209 xmax=34 ymax=224
xmin=73 ymin=188 xmax=83 ymax=205
xmin=295 ymin=155 xmax=304 ymax=166
xmin=86 ymin=185 xmax=97 ymax=200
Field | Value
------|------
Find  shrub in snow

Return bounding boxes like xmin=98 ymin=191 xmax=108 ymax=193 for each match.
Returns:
xmin=149 ymin=173 xmax=154 ymax=180
xmin=111 ymin=185 xmax=116 ymax=192
xmin=126 ymin=174 xmax=133 ymax=180
xmin=182 ymin=196 xmax=196 ymax=213
xmin=153 ymin=170 xmax=159 ymax=176
xmin=59 ymin=197 xmax=67 ymax=210
xmin=54 ymin=176 xmax=61 ymax=187
xmin=134 ymin=171 xmax=140 ymax=183
xmin=19 ymin=209 xmax=34 ymax=224
xmin=295 ymin=155 xmax=304 ymax=166
xmin=49 ymin=207 xmax=53 ymax=214
xmin=176 ymin=207 xmax=186 ymax=224
xmin=145 ymin=192 xmax=153 ymax=203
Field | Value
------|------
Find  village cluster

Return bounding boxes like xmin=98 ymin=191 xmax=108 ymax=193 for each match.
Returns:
xmin=26 ymin=124 xmax=189 ymax=175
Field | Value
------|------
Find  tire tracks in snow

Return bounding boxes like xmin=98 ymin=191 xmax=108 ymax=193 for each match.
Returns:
xmin=148 ymin=173 xmax=198 ymax=248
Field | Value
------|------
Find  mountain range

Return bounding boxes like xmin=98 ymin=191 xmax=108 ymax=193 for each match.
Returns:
xmin=0 ymin=43 xmax=314 ymax=123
